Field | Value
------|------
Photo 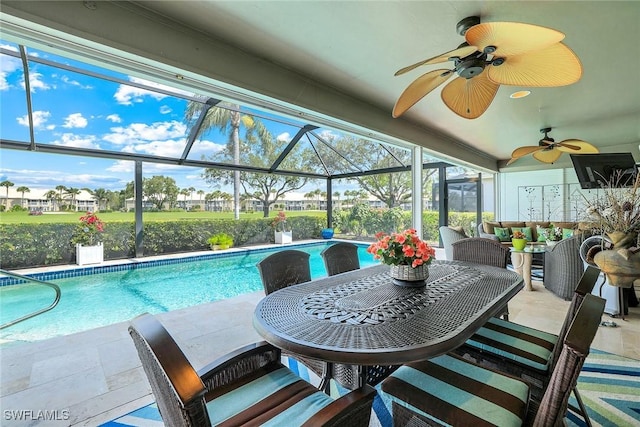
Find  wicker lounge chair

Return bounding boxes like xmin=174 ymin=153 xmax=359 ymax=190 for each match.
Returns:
xmin=439 ymin=226 xmax=468 ymax=261
xmin=381 ymin=293 xmax=605 ymax=426
xmin=320 ymin=242 xmax=360 ymax=276
xmin=256 ymin=249 xmax=311 ymax=294
xmin=543 ymin=234 xmax=586 ymax=300
xmin=452 ymin=265 xmax=601 ymax=424
xmin=451 ymin=237 xmax=511 ymax=319
xmin=129 ymin=313 xmax=376 ymax=427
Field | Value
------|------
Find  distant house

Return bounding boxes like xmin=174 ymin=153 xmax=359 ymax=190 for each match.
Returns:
xmin=2 ymin=188 xmax=97 ymax=212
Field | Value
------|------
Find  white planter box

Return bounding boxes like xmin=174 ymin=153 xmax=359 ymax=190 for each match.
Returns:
xmin=274 ymin=231 xmax=292 ymax=244
xmin=76 ymin=243 xmax=104 ymax=265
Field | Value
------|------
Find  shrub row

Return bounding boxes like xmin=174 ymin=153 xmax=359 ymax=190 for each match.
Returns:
xmin=0 ymin=216 xmax=325 ymax=269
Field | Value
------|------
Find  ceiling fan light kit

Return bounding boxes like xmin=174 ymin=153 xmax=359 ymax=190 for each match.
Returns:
xmin=393 ymin=16 xmax=583 ymax=119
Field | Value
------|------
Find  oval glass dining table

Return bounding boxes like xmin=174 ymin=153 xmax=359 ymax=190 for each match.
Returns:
xmin=253 ymin=260 xmax=524 ymax=391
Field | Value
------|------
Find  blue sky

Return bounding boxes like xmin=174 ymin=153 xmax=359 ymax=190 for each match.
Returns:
xmin=0 ymin=39 xmax=352 ymax=194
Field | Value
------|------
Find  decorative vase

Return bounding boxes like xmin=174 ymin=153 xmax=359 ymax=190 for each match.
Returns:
xmin=275 ymin=230 xmax=293 ymax=244
xmin=593 ymin=231 xmax=640 ymax=288
xmin=321 ymin=228 xmax=334 ymax=239
xmin=511 ymin=238 xmax=527 ymax=251
xmin=76 ymin=243 xmax=104 ymax=266
xmin=389 ymin=264 xmax=429 ymax=287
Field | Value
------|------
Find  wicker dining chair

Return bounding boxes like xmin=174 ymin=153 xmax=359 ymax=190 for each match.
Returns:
xmin=381 ymin=293 xmax=605 ymax=427
xmin=129 ymin=313 xmax=376 ymax=427
xmin=320 ymin=242 xmax=360 ymax=276
xmin=451 ymin=237 xmax=511 ymax=319
xmin=256 ymin=249 xmax=311 ymax=295
xmin=452 ymin=265 xmax=601 ymax=424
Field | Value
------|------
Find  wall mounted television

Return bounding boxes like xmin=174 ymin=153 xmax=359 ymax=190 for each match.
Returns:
xmin=570 ymin=153 xmax=638 ymax=189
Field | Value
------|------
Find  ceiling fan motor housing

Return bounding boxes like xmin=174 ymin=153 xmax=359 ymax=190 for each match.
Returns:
xmin=456 ymin=54 xmax=487 ymax=79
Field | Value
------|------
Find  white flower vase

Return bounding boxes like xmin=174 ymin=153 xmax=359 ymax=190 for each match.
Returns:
xmin=76 ymin=243 xmax=104 ymax=265
xmin=274 ymin=231 xmax=293 ymax=244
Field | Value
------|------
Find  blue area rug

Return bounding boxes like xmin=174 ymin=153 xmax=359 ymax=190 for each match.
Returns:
xmin=103 ymin=350 xmax=640 ymax=427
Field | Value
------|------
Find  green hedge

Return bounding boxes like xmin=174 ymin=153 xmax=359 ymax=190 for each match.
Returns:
xmin=0 ymin=216 xmax=325 ymax=269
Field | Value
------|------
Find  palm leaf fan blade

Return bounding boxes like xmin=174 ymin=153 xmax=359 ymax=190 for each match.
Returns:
xmin=507 ymin=146 xmax=544 ymax=165
xmin=465 ymin=22 xmax=565 ymax=57
xmin=441 ymin=72 xmax=499 ymax=119
xmin=487 ymin=43 xmax=582 ymax=87
xmin=532 ymin=148 xmax=563 ymax=164
xmin=556 ymin=140 xmax=599 ymax=153
xmin=393 ymin=69 xmax=452 ymax=118
xmin=394 ymin=46 xmax=477 ymax=76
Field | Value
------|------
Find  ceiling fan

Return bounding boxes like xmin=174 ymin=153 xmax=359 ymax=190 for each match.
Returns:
xmin=507 ymin=128 xmax=599 ymax=165
xmin=393 ymin=16 xmax=582 ymax=119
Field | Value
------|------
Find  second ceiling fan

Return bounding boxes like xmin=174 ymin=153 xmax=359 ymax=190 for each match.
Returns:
xmin=507 ymin=128 xmax=599 ymax=165
xmin=393 ymin=16 xmax=583 ymax=119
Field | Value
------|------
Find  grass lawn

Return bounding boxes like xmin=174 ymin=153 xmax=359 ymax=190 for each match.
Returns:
xmin=0 ymin=210 xmax=326 ymax=224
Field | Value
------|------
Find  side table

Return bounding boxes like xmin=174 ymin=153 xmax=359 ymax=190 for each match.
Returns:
xmin=511 ymin=244 xmax=546 ymax=291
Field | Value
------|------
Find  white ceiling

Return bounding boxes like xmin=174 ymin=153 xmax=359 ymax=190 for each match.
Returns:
xmin=130 ymin=0 xmax=640 ymax=169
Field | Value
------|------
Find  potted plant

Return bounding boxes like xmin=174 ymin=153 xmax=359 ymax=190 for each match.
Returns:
xmin=545 ymin=224 xmax=563 ymax=247
xmin=71 ymin=211 xmax=105 ymax=265
xmin=272 ymin=210 xmax=292 ymax=244
xmin=207 ymin=233 xmax=234 ymax=250
xmin=366 ymin=228 xmax=436 ymax=287
xmin=511 ymin=230 xmax=527 ymax=251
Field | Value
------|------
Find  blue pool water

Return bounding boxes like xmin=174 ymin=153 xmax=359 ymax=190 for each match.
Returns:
xmin=1 ymin=242 xmax=375 ymax=344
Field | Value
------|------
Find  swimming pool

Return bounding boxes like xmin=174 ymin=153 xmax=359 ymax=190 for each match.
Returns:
xmin=0 ymin=241 xmax=376 ymax=344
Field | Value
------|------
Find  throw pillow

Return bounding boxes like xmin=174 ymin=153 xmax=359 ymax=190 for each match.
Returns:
xmin=536 ymin=226 xmax=549 ymax=242
xmin=483 ymin=221 xmax=500 ymax=234
xmin=449 ymin=226 xmax=467 ymax=236
xmin=512 ymin=226 xmax=533 ymax=242
xmin=494 ymin=227 xmax=510 ymax=242
xmin=562 ymin=228 xmax=574 ymax=239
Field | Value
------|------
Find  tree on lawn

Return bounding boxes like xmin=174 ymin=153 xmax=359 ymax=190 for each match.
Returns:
xmin=0 ymin=180 xmax=14 ymax=209
xmin=185 ymin=101 xmax=272 ymax=220
xmin=16 ymin=186 xmax=30 ymax=208
xmin=195 ymin=105 xmax=312 ymax=218
xmin=331 ymin=135 xmax=436 ymax=208
xmin=143 ymin=176 xmax=179 ymax=210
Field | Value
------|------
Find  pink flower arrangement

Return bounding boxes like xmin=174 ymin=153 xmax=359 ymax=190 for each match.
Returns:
xmin=71 ymin=211 xmax=105 ymax=246
xmin=367 ymin=228 xmax=436 ymax=268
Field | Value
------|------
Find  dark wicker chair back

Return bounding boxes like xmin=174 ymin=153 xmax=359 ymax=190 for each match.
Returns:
xmin=129 ymin=313 xmax=377 ymax=427
xmin=257 ymin=249 xmax=311 ymax=295
xmin=129 ymin=314 xmax=209 ymax=427
xmin=321 ymin=242 xmax=360 ymax=276
xmin=543 ymin=234 xmax=587 ymax=299
xmin=533 ymin=294 xmax=605 ymax=425
xmin=451 ymin=237 xmax=510 ymax=268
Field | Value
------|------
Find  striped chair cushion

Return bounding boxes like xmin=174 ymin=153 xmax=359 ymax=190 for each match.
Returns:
xmin=206 ymin=366 xmax=334 ymax=426
xmin=382 ymin=354 xmax=530 ymax=427
xmin=464 ymin=317 xmax=558 ymax=372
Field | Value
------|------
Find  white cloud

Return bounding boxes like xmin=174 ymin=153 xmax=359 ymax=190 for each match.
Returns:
xmin=159 ymin=105 xmax=172 ymax=114
xmin=106 ymin=114 xmax=122 ymax=123
xmin=277 ymin=132 xmax=292 ymax=142
xmin=52 ymin=133 xmax=99 ymax=149
xmin=60 ymin=75 xmax=92 ymax=89
xmin=17 ymin=110 xmax=51 ymax=128
xmin=189 ymin=139 xmax=224 ymax=158
xmin=318 ymin=129 xmax=338 ymax=141
xmin=113 ymin=76 xmax=193 ymax=105
xmin=21 ymin=72 xmax=51 ymax=92
xmin=103 ymin=121 xmax=187 ymax=145
xmin=62 ymin=113 xmax=88 ymax=128
xmin=106 ymin=159 xmax=185 ymax=173
xmin=0 ymin=52 xmax=22 ymax=91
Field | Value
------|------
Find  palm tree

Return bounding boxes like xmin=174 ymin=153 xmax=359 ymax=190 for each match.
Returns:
xmin=55 ymin=185 xmax=67 ymax=210
xmin=16 ymin=186 xmax=30 ymax=208
xmin=197 ymin=189 xmax=205 ymax=208
xmin=92 ymin=188 xmax=109 ymax=211
xmin=185 ymin=102 xmax=269 ymax=220
xmin=65 ymin=187 xmax=81 ymax=211
xmin=179 ymin=188 xmax=190 ymax=209
xmin=44 ymin=190 xmax=57 ymax=211
xmin=1 ymin=180 xmax=14 ymax=209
